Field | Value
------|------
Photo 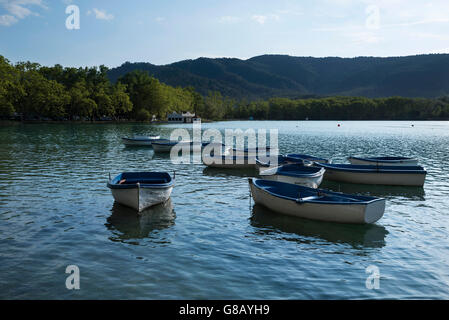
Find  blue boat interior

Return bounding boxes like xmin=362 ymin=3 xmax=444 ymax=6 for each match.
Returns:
xmin=317 ymin=163 xmax=426 ymax=173
xmin=274 ymin=163 xmax=324 ymax=177
xmin=108 ymin=172 xmax=173 ymax=188
xmin=286 ymin=153 xmax=328 ymax=162
xmin=256 ymin=155 xmax=300 ymax=166
xmin=253 ymin=179 xmax=378 ymax=204
xmin=152 ymin=141 xmax=183 ymax=146
xmin=122 ymin=137 xmax=154 ymax=141
xmin=352 ymin=156 xmax=414 ymax=161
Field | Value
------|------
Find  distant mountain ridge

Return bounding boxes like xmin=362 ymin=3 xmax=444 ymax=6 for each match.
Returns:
xmin=107 ymin=54 xmax=449 ymax=99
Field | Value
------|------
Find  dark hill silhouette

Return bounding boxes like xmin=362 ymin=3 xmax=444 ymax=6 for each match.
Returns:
xmin=107 ymin=54 xmax=449 ymax=99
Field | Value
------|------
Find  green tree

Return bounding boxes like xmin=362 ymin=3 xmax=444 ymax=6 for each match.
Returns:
xmin=111 ymin=83 xmax=133 ymax=119
xmin=93 ymin=86 xmax=114 ymax=118
xmin=0 ymin=56 xmax=23 ymax=116
xmin=17 ymin=68 xmax=69 ymax=119
xmin=67 ymin=81 xmax=90 ymax=119
xmin=204 ymin=91 xmax=224 ymax=120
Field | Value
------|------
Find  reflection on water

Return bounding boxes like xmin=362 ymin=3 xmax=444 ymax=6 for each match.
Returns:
xmin=105 ymin=199 xmax=175 ymax=244
xmin=320 ymin=180 xmax=426 ymax=200
xmin=250 ymin=204 xmax=388 ymax=248
xmin=150 ymin=152 xmax=171 ymax=159
xmin=202 ymin=167 xmax=256 ymax=178
xmin=122 ymin=144 xmax=154 ymax=150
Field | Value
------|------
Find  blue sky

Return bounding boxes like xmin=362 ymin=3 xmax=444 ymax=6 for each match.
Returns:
xmin=1 ymin=0 xmax=449 ymax=67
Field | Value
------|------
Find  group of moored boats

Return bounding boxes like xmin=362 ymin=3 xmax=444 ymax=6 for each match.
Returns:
xmin=108 ymin=135 xmax=427 ymax=225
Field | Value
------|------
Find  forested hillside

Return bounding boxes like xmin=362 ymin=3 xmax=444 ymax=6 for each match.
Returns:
xmin=108 ymin=54 xmax=449 ymax=100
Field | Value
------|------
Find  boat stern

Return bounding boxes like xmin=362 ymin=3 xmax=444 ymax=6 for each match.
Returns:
xmin=364 ymin=199 xmax=386 ymax=224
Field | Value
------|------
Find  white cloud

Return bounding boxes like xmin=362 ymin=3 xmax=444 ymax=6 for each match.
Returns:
xmin=92 ymin=8 xmax=114 ymax=21
xmin=0 ymin=0 xmax=44 ymax=26
xmin=252 ymin=15 xmax=267 ymax=24
xmin=5 ymin=3 xmax=31 ymax=18
xmin=0 ymin=14 xmax=17 ymax=26
xmin=155 ymin=16 xmax=165 ymax=22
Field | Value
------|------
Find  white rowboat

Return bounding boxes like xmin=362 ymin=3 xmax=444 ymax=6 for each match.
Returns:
xmin=202 ymin=154 xmax=256 ymax=169
xmin=348 ymin=156 xmax=418 ymax=166
xmin=122 ymin=135 xmax=161 ymax=146
xmin=256 ymin=155 xmax=304 ymax=173
xmin=286 ymin=154 xmax=330 ymax=164
xmin=152 ymin=141 xmax=225 ymax=153
xmin=259 ymin=164 xmax=325 ymax=188
xmin=249 ymin=178 xmax=386 ymax=224
xmin=232 ymin=147 xmax=274 ymax=157
xmin=316 ymin=163 xmax=426 ymax=187
xmin=107 ymin=172 xmax=174 ymax=212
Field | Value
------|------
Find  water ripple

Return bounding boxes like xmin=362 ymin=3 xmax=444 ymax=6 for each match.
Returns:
xmin=0 ymin=121 xmax=449 ymax=299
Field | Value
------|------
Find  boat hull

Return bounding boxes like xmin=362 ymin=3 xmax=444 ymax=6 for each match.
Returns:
xmin=256 ymin=162 xmax=283 ymax=173
xmin=260 ymin=171 xmax=324 ymax=188
xmin=152 ymin=143 xmax=175 ymax=153
xmin=152 ymin=142 xmax=221 ymax=153
xmin=249 ymin=180 xmax=385 ymax=224
xmin=122 ymin=136 xmax=161 ymax=146
xmin=348 ymin=157 xmax=418 ymax=166
xmin=233 ymin=148 xmax=273 ymax=157
xmin=256 ymin=157 xmax=304 ymax=174
xmin=152 ymin=142 xmax=197 ymax=153
xmin=122 ymin=138 xmax=153 ymax=146
xmin=111 ymin=186 xmax=173 ymax=212
xmin=323 ymin=168 xmax=426 ymax=186
xmin=286 ymin=154 xmax=330 ymax=164
xmin=203 ymin=155 xmax=256 ymax=169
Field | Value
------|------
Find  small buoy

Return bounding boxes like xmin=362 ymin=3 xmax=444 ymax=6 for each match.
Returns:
xmin=338 ymin=124 xmax=341 ymax=127
xmin=411 ymin=124 xmax=414 ymax=127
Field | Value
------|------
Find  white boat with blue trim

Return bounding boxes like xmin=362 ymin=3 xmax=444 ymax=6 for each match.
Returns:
xmin=259 ymin=163 xmax=325 ymax=188
xmin=249 ymin=178 xmax=386 ymax=224
xmin=286 ymin=154 xmax=330 ymax=164
xmin=152 ymin=140 xmax=226 ymax=153
xmin=152 ymin=140 xmax=202 ymax=153
xmin=107 ymin=172 xmax=174 ymax=212
xmin=122 ymin=135 xmax=161 ymax=146
xmin=348 ymin=156 xmax=418 ymax=166
xmin=255 ymin=155 xmax=305 ymax=173
xmin=316 ymin=163 xmax=427 ymax=186
xmin=202 ymin=154 xmax=256 ymax=169
xmin=232 ymin=147 xmax=273 ymax=157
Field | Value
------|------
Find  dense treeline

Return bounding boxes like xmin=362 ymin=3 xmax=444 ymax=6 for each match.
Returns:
xmin=0 ymin=55 xmax=203 ymax=121
xmin=1 ymin=55 xmax=449 ymax=121
xmin=228 ymin=96 xmax=449 ymax=120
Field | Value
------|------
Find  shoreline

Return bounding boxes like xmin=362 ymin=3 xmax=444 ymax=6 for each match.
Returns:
xmin=1 ymin=119 xmax=447 ymax=125
xmin=0 ymin=119 xmax=215 ymax=125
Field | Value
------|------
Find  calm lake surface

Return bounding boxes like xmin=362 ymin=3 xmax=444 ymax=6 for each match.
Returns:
xmin=0 ymin=120 xmax=448 ymax=299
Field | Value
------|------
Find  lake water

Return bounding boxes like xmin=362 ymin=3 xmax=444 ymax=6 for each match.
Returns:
xmin=0 ymin=120 xmax=448 ymax=299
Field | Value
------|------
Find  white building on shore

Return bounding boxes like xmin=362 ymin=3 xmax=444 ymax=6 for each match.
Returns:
xmin=167 ymin=111 xmax=198 ymax=123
